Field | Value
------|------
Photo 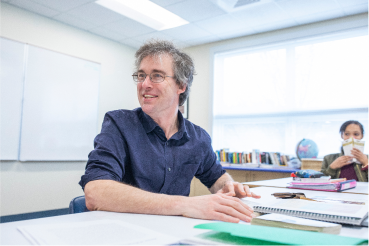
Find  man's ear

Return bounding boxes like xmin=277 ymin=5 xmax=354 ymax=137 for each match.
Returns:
xmin=177 ymin=83 xmax=187 ymax=95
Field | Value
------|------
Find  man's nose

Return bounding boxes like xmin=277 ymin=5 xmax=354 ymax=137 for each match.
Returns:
xmin=141 ymin=75 xmax=153 ymax=87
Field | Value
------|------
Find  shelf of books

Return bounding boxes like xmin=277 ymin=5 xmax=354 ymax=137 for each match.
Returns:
xmin=216 ymin=148 xmax=293 ymax=167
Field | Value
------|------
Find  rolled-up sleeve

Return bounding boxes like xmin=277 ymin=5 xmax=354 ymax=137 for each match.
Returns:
xmin=79 ymin=113 xmax=128 ymax=190
xmin=195 ymin=132 xmax=225 ymax=188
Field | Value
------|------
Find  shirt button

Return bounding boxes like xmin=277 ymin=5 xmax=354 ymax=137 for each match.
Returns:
xmin=166 ymin=142 xmax=169 ymax=146
xmin=168 ymin=167 xmax=171 ymax=171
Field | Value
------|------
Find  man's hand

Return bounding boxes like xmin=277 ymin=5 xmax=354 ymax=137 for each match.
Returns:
xmin=216 ymin=181 xmax=261 ymax=199
xmin=330 ymin=155 xmax=353 ymax=169
xmin=181 ymin=193 xmax=255 ymax=223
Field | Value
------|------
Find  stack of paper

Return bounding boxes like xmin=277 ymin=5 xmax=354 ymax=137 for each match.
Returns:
xmin=17 ymin=220 xmax=179 ymax=245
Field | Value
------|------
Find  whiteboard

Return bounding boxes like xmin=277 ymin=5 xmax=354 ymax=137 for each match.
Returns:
xmin=19 ymin=45 xmax=100 ymax=161
xmin=0 ymin=38 xmax=25 ymax=160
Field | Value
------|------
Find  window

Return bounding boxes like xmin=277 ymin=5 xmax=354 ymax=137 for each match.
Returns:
xmin=213 ymin=30 xmax=368 ymax=157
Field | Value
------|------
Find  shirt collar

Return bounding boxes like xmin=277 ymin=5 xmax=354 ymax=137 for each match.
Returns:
xmin=138 ymin=108 xmax=158 ymax=134
xmin=138 ymin=108 xmax=190 ymax=141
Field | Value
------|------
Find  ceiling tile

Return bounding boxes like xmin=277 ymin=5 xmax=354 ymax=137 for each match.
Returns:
xmin=165 ymin=0 xmax=226 ymax=22
xmin=120 ymin=38 xmax=141 ymax=49
xmin=232 ymin=2 xmax=290 ymax=27
xmin=253 ymin=18 xmax=297 ymax=33
xmin=161 ymin=24 xmax=213 ymax=41
xmin=8 ymin=0 xmax=60 ymax=17
xmin=89 ymin=27 xmax=128 ymax=41
xmin=276 ymin=0 xmax=341 ymax=19
xmin=186 ymin=35 xmax=220 ymax=46
xmin=217 ymin=27 xmax=256 ymax=40
xmin=28 ymin=0 xmax=94 ymax=12
xmin=172 ymin=40 xmax=191 ymax=49
xmin=336 ymin=0 xmax=368 ymax=8
xmin=342 ymin=3 xmax=368 ymax=16
xmin=133 ymin=32 xmax=177 ymax=44
xmin=150 ymin=0 xmax=186 ymax=7
xmin=66 ymin=2 xmax=125 ymax=26
xmin=295 ymin=9 xmax=345 ymax=25
xmin=104 ymin=18 xmax=156 ymax=38
xmin=3 ymin=0 xmax=365 ymax=50
xmin=53 ymin=13 xmax=95 ymax=30
xmin=194 ymin=14 xmax=244 ymax=35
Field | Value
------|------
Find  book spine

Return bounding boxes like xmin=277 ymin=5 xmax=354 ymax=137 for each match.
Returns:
xmin=338 ymin=179 xmax=357 ymax=191
xmin=252 ymin=150 xmax=256 ymax=164
xmin=269 ymin=152 xmax=275 ymax=165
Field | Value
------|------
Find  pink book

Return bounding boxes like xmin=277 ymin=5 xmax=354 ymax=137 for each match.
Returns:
xmin=288 ymin=180 xmax=357 ymax=192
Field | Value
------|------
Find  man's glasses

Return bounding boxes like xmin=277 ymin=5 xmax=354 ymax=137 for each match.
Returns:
xmin=132 ymin=72 xmax=174 ymax=83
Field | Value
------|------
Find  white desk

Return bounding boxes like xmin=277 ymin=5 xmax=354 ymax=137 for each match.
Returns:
xmin=244 ymin=177 xmax=369 ymax=195
xmin=0 ymin=211 xmax=211 ymax=245
xmin=1 ymin=187 xmax=367 ymax=245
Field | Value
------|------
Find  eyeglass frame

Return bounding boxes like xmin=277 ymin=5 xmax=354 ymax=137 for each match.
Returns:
xmin=132 ymin=72 xmax=175 ymax=83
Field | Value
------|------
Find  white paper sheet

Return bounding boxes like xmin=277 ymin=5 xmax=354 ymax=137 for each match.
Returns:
xmin=17 ymin=219 xmax=179 ymax=245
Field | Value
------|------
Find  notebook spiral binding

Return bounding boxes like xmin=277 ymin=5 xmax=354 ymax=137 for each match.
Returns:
xmin=254 ymin=206 xmax=360 ymax=225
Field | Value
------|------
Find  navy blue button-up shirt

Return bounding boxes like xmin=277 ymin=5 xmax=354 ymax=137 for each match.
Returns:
xmin=79 ymin=108 xmax=225 ymax=196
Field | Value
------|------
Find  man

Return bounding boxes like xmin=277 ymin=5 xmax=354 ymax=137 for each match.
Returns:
xmin=80 ymin=40 xmax=260 ymax=223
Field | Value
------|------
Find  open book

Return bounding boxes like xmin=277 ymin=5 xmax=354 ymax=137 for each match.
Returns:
xmin=342 ymin=137 xmax=365 ymax=163
xmin=253 ymin=199 xmax=368 ymax=225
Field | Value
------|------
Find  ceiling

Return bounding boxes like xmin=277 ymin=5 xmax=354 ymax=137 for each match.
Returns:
xmin=1 ymin=0 xmax=367 ymax=49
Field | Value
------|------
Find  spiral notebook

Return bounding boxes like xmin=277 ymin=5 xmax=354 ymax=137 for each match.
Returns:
xmin=253 ymin=199 xmax=368 ymax=225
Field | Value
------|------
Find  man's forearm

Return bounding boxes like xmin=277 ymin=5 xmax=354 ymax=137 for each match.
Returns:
xmin=84 ymin=180 xmax=185 ymax=215
xmin=209 ymin=172 xmax=234 ymax=194
xmin=84 ymin=178 xmax=255 ymax=223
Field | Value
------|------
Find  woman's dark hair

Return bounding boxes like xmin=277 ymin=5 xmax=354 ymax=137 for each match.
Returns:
xmin=339 ymin=120 xmax=364 ymax=136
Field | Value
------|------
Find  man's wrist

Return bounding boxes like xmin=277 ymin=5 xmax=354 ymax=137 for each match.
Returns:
xmin=168 ymin=195 xmax=187 ymax=216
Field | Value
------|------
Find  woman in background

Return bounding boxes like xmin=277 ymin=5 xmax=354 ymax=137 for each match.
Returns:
xmin=321 ymin=120 xmax=368 ymax=182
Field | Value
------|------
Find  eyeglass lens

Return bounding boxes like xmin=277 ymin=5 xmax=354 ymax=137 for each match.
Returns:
xmin=133 ymin=72 xmax=165 ymax=83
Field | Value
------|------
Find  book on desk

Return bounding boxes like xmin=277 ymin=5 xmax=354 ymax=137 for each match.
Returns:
xmin=250 ymin=213 xmax=342 ymax=234
xmin=253 ymin=198 xmax=368 ymax=226
xmin=288 ymin=179 xmax=357 ymax=192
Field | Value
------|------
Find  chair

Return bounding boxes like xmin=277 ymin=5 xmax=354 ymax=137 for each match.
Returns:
xmin=69 ymin=195 xmax=90 ymax=214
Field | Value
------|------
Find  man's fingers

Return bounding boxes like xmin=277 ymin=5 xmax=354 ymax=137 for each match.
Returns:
xmin=243 ymin=184 xmax=252 ymax=197
xmin=213 ymin=198 xmax=254 ymax=223
xmin=215 ymin=204 xmax=253 ymax=222
xmin=219 ymin=194 xmax=254 ymax=214
xmin=212 ymin=211 xmax=240 ymax=223
xmin=251 ymin=192 xmax=261 ymax=199
xmin=224 ymin=182 xmax=236 ymax=196
xmin=235 ymin=183 xmax=246 ymax=197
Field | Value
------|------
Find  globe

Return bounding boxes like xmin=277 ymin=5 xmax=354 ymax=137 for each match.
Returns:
xmin=296 ymin=139 xmax=319 ymax=160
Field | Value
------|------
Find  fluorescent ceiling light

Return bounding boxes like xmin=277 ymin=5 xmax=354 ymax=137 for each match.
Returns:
xmin=95 ymin=0 xmax=189 ymax=31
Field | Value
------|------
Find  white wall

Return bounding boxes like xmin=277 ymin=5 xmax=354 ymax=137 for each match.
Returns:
xmin=0 ymin=3 xmax=139 ymax=216
xmin=184 ymin=13 xmax=368 ymax=137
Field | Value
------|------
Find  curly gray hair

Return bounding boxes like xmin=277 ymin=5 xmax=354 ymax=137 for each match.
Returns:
xmin=134 ymin=39 xmax=195 ymax=106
